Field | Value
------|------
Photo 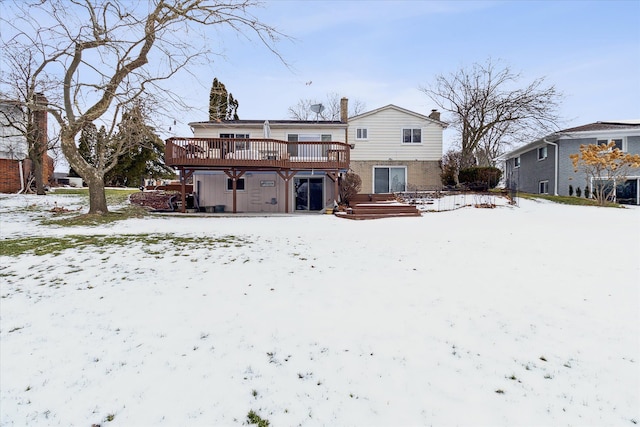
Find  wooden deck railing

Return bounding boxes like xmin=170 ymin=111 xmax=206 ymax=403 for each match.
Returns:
xmin=165 ymin=137 xmax=350 ymax=170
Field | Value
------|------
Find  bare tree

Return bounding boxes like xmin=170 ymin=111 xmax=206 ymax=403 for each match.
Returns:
xmin=0 ymin=0 xmax=284 ymax=214
xmin=0 ymin=48 xmax=60 ymax=194
xmin=288 ymin=92 xmax=365 ymax=121
xmin=422 ymin=58 xmax=563 ymax=171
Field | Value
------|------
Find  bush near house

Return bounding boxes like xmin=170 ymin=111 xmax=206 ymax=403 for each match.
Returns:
xmin=339 ymin=171 xmax=362 ymax=206
xmin=458 ymin=166 xmax=502 ymax=190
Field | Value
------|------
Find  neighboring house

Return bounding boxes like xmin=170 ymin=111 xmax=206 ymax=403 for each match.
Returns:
xmin=0 ymin=100 xmax=28 ymax=192
xmin=503 ymin=120 xmax=640 ymax=205
xmin=0 ymin=98 xmax=54 ymax=193
xmin=348 ymin=105 xmax=446 ymax=193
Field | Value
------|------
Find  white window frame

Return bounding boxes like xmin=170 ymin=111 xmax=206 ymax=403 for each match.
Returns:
xmin=356 ymin=128 xmax=368 ymax=140
xmin=220 ymin=133 xmax=250 ymax=150
xmin=539 ymin=180 xmax=549 ymax=194
xmin=514 ymin=156 xmax=521 ymax=168
xmin=373 ymin=166 xmax=407 ymax=193
xmin=538 ymin=146 xmax=547 ymax=160
xmin=597 ymin=138 xmax=625 ymax=151
xmin=402 ymin=128 xmax=422 ymax=144
xmin=226 ymin=177 xmax=246 ymax=192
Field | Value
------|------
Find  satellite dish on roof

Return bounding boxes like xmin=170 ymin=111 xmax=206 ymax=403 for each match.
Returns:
xmin=310 ymin=103 xmax=325 ymax=121
xmin=310 ymin=103 xmax=325 ymax=114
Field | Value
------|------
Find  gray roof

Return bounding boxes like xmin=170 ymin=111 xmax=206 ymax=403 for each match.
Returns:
xmin=502 ymin=120 xmax=640 ymax=159
xmin=560 ymin=120 xmax=640 ymax=133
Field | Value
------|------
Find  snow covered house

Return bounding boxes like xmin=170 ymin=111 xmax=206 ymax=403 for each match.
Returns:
xmin=348 ymin=105 xmax=447 ymax=193
xmin=502 ymin=120 xmax=640 ymax=204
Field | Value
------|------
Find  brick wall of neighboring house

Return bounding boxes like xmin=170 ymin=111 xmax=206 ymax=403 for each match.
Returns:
xmin=0 ymin=158 xmax=25 ymax=193
xmin=0 ymin=155 xmax=55 ymax=193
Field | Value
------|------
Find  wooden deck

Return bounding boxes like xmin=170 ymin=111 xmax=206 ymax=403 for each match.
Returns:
xmin=164 ymin=137 xmax=349 ymax=214
xmin=165 ymin=137 xmax=350 ymax=170
xmin=338 ymin=194 xmax=421 ymax=220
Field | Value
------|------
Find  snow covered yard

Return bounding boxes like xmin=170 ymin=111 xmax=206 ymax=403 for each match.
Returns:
xmin=1 ymin=193 xmax=638 ymax=426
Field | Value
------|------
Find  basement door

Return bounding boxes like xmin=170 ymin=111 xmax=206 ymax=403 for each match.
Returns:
xmin=295 ymin=177 xmax=324 ymax=211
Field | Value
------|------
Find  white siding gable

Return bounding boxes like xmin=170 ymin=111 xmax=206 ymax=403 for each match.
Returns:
xmin=348 ymin=106 xmax=443 ymax=161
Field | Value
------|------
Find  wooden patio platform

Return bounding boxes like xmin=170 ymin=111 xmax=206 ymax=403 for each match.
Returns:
xmin=337 ymin=194 xmax=421 ymax=220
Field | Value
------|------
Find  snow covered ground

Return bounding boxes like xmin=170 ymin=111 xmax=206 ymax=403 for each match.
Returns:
xmin=1 ymin=192 xmax=638 ymax=426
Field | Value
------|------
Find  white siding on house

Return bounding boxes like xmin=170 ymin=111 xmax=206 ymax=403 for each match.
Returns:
xmin=348 ymin=107 xmax=442 ymax=161
xmin=191 ymin=125 xmax=346 ymax=142
xmin=0 ymin=104 xmax=28 ymax=160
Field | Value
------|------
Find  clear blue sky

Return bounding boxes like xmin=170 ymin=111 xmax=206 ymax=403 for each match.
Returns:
xmin=170 ymin=0 xmax=640 ymax=149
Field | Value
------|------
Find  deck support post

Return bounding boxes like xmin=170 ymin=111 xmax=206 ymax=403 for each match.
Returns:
xmin=224 ymin=169 xmax=246 ymax=213
xmin=180 ymin=169 xmax=194 ymax=213
xmin=276 ymin=170 xmax=298 ymax=213
xmin=326 ymin=171 xmax=340 ymax=204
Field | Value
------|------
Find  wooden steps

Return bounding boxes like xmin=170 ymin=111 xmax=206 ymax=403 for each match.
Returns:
xmin=337 ymin=194 xmax=421 ymax=220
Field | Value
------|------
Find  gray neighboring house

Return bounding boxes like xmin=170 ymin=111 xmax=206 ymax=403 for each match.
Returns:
xmin=503 ymin=120 xmax=640 ymax=205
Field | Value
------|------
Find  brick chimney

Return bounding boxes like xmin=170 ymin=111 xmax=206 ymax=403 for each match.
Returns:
xmin=340 ymin=97 xmax=348 ymax=123
xmin=428 ymin=109 xmax=440 ymax=121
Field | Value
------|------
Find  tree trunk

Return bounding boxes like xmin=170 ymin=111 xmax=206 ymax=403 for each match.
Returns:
xmin=86 ymin=172 xmax=109 ymax=214
xmin=61 ymin=131 xmax=109 ymax=214
xmin=33 ymin=153 xmax=45 ymax=195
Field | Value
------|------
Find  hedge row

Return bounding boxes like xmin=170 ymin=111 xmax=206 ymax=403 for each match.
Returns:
xmin=458 ymin=167 xmax=502 ymax=189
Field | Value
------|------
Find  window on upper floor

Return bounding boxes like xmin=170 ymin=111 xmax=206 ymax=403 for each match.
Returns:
xmin=597 ymin=138 xmax=624 ymax=151
xmin=538 ymin=146 xmax=547 ymax=160
xmin=220 ymin=133 xmax=250 ymax=150
xmin=514 ymin=156 xmax=521 ymax=168
xmin=287 ymin=134 xmax=332 ymax=157
xmin=356 ymin=128 xmax=368 ymax=140
xmin=402 ymin=128 xmax=422 ymax=144
xmin=402 ymin=128 xmax=421 ymax=144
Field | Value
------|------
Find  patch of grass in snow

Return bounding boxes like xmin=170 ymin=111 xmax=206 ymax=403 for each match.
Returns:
xmin=41 ymin=205 xmax=148 ymax=227
xmin=517 ymin=192 xmax=624 ymax=207
xmin=247 ymin=410 xmax=270 ymax=426
xmin=52 ymin=187 xmax=138 ymax=205
xmin=0 ymin=234 xmax=250 ymax=257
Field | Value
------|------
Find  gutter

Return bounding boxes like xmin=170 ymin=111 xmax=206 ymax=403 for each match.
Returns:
xmin=543 ymin=138 xmax=559 ymax=196
xmin=17 ymin=160 xmax=25 ymax=194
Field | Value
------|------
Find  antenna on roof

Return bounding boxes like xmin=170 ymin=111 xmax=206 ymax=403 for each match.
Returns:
xmin=310 ymin=103 xmax=325 ymax=122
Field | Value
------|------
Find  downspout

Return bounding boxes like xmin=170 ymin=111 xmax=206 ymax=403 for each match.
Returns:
xmin=543 ymin=139 xmax=559 ymax=196
xmin=17 ymin=160 xmax=25 ymax=194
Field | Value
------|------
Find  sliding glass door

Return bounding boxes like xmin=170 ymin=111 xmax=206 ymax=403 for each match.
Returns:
xmin=374 ymin=167 xmax=406 ymax=193
xmin=295 ymin=177 xmax=324 ymax=211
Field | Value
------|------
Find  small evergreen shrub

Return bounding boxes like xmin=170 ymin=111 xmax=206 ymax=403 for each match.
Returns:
xmin=569 ymin=185 xmax=573 ymax=196
xmin=576 ymin=187 xmax=582 ymax=197
xmin=458 ymin=167 xmax=503 ymax=189
xmin=584 ymin=186 xmax=590 ymax=198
